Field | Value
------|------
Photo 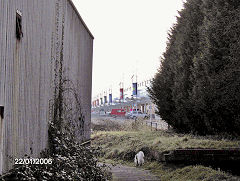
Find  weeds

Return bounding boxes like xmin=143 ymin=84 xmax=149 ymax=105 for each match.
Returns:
xmin=91 ymin=119 xmax=240 ymax=180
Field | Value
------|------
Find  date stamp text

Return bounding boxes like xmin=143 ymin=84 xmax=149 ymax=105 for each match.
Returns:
xmin=15 ymin=158 xmax=52 ymax=165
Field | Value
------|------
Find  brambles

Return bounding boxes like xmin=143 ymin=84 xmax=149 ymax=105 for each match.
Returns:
xmin=0 ymin=130 xmax=111 ymax=181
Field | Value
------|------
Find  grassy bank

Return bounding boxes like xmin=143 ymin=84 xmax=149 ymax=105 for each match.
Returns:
xmin=91 ymin=119 xmax=240 ymax=180
xmin=145 ymin=162 xmax=238 ymax=181
xmin=92 ymin=130 xmax=240 ymax=162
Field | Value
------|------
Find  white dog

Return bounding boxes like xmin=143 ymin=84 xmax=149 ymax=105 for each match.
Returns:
xmin=134 ymin=151 xmax=144 ymax=166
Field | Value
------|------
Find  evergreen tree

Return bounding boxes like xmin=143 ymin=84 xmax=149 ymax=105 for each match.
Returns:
xmin=149 ymin=0 xmax=240 ymax=135
xmin=149 ymin=0 xmax=204 ymax=132
xmin=191 ymin=0 xmax=240 ymax=135
xmin=171 ymin=0 xmax=204 ymax=132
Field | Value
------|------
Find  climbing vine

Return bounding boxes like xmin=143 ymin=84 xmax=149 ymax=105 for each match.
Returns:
xmin=0 ymin=1 xmax=110 ymax=180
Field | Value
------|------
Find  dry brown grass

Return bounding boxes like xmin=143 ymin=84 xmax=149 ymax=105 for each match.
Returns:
xmin=91 ymin=119 xmax=240 ymax=180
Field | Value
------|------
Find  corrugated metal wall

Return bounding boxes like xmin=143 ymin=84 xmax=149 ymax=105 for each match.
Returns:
xmin=64 ymin=0 xmax=93 ymax=140
xmin=0 ymin=0 xmax=93 ymax=173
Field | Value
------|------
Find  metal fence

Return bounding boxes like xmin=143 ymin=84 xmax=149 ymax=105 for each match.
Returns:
xmin=146 ymin=120 xmax=169 ymax=131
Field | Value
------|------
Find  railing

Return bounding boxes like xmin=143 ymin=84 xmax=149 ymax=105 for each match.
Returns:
xmin=146 ymin=121 xmax=158 ymax=131
xmin=146 ymin=120 xmax=169 ymax=131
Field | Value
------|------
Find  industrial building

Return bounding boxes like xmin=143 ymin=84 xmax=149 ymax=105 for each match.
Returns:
xmin=0 ymin=0 xmax=93 ymax=173
xmin=92 ymin=78 xmax=159 ymax=118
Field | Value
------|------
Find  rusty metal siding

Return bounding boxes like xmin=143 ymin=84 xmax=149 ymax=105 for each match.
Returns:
xmin=0 ymin=0 xmax=93 ymax=173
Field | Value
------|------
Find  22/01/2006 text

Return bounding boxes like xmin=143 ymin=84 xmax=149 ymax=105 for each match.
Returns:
xmin=15 ymin=158 xmax=52 ymax=165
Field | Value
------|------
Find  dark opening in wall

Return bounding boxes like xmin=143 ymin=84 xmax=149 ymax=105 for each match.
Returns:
xmin=0 ymin=106 xmax=4 ymax=119
xmin=16 ymin=10 xmax=23 ymax=40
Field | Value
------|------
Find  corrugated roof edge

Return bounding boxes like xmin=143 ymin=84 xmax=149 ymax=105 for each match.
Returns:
xmin=68 ymin=0 xmax=94 ymax=39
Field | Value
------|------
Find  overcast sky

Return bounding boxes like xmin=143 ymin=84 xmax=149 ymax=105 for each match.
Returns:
xmin=72 ymin=0 xmax=185 ymax=98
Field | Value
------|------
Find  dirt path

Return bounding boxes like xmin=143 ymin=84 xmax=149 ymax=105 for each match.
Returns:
xmin=109 ymin=164 xmax=160 ymax=181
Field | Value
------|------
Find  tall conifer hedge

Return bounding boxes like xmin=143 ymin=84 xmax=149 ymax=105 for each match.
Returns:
xmin=148 ymin=0 xmax=240 ymax=135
